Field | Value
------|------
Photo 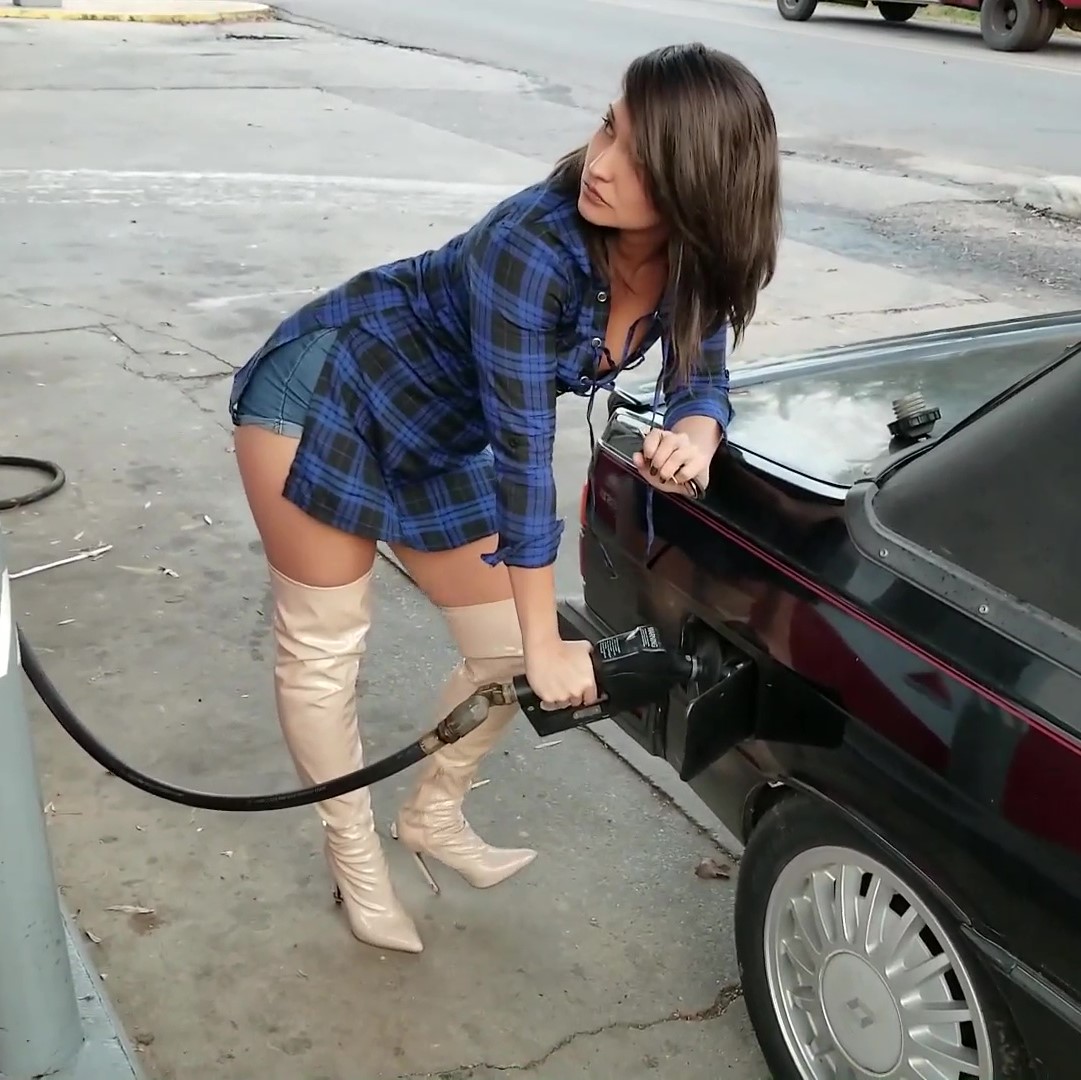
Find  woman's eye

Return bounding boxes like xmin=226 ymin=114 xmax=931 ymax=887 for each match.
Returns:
xmin=601 ymin=114 xmax=614 ymax=133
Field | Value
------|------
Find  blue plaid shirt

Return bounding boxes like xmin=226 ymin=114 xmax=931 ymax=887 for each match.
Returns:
xmin=230 ymin=179 xmax=732 ymax=569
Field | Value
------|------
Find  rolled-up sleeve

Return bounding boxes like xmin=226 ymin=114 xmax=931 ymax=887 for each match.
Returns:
xmin=467 ymin=220 xmax=570 ymax=569
xmin=662 ymin=321 xmax=734 ymax=433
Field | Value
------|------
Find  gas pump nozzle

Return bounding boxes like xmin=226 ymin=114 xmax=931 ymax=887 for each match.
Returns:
xmin=495 ymin=625 xmax=699 ymax=738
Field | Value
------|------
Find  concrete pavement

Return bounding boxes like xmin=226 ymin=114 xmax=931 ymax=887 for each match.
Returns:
xmin=1 ymin=14 xmax=1077 ymax=1080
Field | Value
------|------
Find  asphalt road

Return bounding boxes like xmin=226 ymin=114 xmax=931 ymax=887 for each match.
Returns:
xmin=277 ymin=0 xmax=1081 ymax=178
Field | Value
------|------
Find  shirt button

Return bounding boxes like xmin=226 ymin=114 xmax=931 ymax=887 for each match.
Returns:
xmin=591 ymin=337 xmax=602 ymax=348
xmin=597 ymin=291 xmax=608 ymax=302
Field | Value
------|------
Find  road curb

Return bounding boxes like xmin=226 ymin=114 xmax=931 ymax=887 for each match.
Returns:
xmin=1013 ymin=176 xmax=1081 ymax=221
xmin=0 ymin=0 xmax=271 ymax=23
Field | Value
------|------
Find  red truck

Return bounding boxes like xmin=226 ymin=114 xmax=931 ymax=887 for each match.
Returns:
xmin=777 ymin=0 xmax=1079 ymax=51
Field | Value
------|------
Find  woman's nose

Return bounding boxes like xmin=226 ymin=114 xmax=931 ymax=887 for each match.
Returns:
xmin=586 ymin=149 xmax=614 ymax=178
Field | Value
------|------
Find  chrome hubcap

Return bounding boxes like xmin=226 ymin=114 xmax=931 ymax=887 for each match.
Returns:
xmin=763 ymin=845 xmax=993 ymax=1080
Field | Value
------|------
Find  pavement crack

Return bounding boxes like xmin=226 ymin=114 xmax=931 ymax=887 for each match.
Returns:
xmin=0 ymin=324 xmax=99 ymax=339
xmin=752 ymin=296 xmax=993 ymax=328
xmin=270 ymin=5 xmax=555 ymax=93
xmin=0 ymin=297 xmax=234 ymax=374
xmin=114 ymin=322 xmax=236 ymax=372
xmin=101 ymin=322 xmax=236 ymax=381
xmin=395 ymin=984 xmax=743 ymax=1077
xmin=0 ymin=293 xmax=122 ymax=323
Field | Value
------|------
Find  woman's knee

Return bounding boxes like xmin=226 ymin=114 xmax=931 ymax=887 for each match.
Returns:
xmin=233 ymin=424 xmax=376 ymax=587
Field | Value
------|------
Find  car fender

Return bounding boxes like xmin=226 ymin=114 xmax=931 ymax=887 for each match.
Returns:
xmin=747 ymin=770 xmax=973 ymax=928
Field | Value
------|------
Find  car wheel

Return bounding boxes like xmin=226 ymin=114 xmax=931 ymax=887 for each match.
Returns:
xmin=980 ymin=0 xmax=1056 ymax=50
xmin=878 ymin=1 xmax=919 ymax=19
xmin=777 ymin=0 xmax=819 ymax=21
xmin=734 ymin=796 xmax=1033 ymax=1080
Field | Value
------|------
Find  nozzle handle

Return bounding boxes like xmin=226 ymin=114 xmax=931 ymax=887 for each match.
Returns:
xmin=510 ymin=672 xmax=610 ymax=733
xmin=510 ymin=670 xmax=603 ymax=711
xmin=509 ymin=624 xmax=696 ymax=737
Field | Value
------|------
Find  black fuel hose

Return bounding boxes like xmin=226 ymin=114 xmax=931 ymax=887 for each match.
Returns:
xmin=2 ymin=454 xmax=487 ymax=812
xmin=16 ymin=624 xmax=492 ymax=812
xmin=0 ymin=454 xmax=65 ymax=511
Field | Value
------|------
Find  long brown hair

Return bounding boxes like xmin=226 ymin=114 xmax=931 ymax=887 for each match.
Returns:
xmin=549 ymin=43 xmax=782 ymax=384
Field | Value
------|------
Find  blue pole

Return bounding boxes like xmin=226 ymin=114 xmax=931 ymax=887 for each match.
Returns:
xmin=0 ymin=537 xmax=83 ymax=1078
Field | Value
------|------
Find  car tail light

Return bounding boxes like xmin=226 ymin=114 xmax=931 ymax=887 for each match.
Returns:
xmin=579 ymin=480 xmax=589 ymax=527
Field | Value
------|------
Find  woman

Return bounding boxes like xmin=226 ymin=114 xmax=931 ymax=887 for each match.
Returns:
xmin=229 ymin=42 xmax=781 ymax=955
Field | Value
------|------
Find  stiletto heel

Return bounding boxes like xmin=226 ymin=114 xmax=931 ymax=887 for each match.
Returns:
xmin=391 ymin=822 xmax=441 ymax=895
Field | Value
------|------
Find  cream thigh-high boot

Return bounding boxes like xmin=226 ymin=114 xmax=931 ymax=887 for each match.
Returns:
xmin=393 ymin=597 xmax=536 ymax=890
xmin=268 ymin=564 xmax=423 ymax=953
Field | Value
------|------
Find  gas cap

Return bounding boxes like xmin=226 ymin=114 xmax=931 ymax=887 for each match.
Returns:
xmin=889 ymin=391 xmax=941 ymax=442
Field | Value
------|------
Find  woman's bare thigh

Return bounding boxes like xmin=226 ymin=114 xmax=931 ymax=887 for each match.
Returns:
xmin=233 ymin=425 xmax=376 ymax=587
xmin=389 ymin=535 xmax=512 ymax=610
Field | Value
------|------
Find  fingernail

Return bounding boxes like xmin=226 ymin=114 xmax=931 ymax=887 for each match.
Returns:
xmin=649 ymin=466 xmax=658 ymax=476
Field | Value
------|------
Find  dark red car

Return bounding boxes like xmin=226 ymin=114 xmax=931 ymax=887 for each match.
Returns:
xmin=560 ymin=309 xmax=1081 ymax=1080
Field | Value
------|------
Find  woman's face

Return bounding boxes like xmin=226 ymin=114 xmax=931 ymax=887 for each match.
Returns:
xmin=578 ymin=98 xmax=664 ymax=234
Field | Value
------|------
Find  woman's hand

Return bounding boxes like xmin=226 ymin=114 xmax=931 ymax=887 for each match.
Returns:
xmin=523 ymin=636 xmax=599 ymax=710
xmin=633 ymin=427 xmax=710 ymax=496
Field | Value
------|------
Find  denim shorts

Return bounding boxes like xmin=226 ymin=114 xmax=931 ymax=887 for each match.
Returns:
xmin=232 ymin=328 xmax=336 ymax=438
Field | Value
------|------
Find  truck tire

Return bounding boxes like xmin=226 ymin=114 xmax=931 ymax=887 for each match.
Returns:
xmin=980 ymin=0 xmax=1057 ymax=49
xmin=878 ymin=1 xmax=919 ymax=18
xmin=777 ymin=0 xmax=819 ymax=21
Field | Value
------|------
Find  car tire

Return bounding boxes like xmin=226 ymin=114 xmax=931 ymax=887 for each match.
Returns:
xmin=878 ymin=1 xmax=919 ymax=19
xmin=734 ymin=796 xmax=1033 ymax=1080
xmin=980 ymin=0 xmax=1056 ymax=50
xmin=777 ymin=0 xmax=819 ymax=21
